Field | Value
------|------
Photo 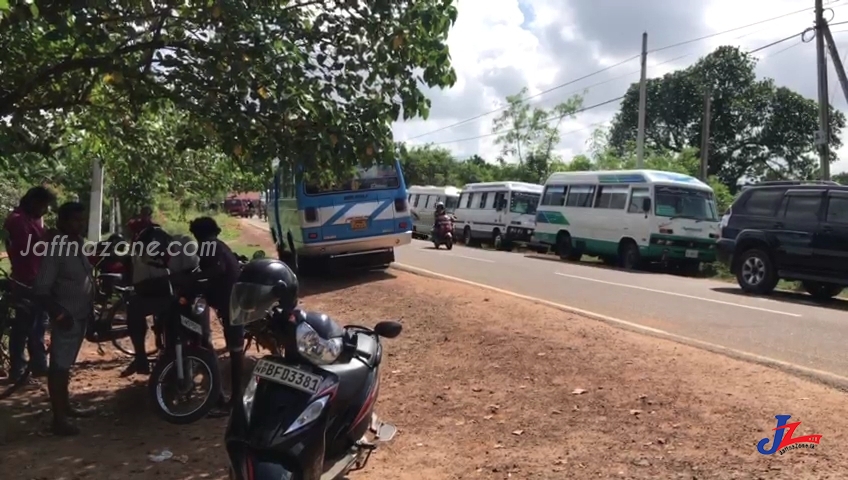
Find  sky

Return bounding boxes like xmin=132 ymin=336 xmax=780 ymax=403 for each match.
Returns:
xmin=390 ymin=0 xmax=848 ymax=174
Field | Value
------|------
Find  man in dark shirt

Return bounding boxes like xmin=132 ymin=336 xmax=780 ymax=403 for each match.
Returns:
xmin=189 ymin=216 xmax=244 ymax=417
xmin=3 ymin=186 xmax=55 ymax=383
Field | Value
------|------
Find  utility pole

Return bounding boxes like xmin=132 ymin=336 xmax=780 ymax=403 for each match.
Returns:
xmin=822 ymin=25 xmax=848 ymax=106
xmin=699 ymin=89 xmax=712 ymax=181
xmin=815 ymin=0 xmax=831 ymax=180
xmin=87 ymin=157 xmax=104 ymax=241
xmin=636 ymin=32 xmax=648 ymax=168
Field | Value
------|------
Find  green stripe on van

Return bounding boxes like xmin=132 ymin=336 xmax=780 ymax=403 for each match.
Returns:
xmin=535 ymin=211 xmax=569 ymax=225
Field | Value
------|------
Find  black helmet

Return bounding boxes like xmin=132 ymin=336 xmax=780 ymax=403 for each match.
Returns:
xmin=230 ymin=258 xmax=299 ymax=326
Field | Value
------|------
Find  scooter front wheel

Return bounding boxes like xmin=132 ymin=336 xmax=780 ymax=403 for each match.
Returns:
xmin=148 ymin=346 xmax=220 ymax=424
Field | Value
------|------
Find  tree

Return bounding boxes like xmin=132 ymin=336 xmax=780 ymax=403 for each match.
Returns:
xmin=608 ymin=46 xmax=845 ymax=191
xmin=0 ymin=1 xmax=458 ymax=179
xmin=491 ymin=87 xmax=583 ymax=183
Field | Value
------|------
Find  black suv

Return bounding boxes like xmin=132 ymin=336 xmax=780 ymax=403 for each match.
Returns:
xmin=717 ymin=181 xmax=847 ymax=299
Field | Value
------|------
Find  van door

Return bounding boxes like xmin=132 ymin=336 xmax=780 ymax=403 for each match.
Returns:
xmin=494 ymin=192 xmax=506 ymax=228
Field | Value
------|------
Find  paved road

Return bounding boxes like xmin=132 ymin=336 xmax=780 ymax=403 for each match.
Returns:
xmin=395 ymin=240 xmax=848 ymax=378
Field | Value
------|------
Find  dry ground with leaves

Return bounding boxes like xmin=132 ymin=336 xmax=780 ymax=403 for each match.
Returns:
xmin=0 ymin=220 xmax=847 ymax=480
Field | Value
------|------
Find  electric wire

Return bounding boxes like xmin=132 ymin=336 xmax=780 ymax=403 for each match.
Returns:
xmin=407 ymin=5 xmax=830 ymax=142
xmin=428 ymin=96 xmax=624 ymax=145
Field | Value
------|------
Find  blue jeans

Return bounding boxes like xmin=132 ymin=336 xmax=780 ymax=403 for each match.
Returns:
xmin=9 ymin=305 xmax=48 ymax=377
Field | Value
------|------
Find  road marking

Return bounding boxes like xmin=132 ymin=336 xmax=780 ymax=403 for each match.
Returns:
xmin=554 ymin=272 xmax=800 ymax=317
xmin=392 ymin=263 xmax=848 ymax=391
xmin=416 ymin=248 xmax=495 ymax=263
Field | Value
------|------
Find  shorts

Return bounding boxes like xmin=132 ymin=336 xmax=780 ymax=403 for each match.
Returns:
xmin=49 ymin=316 xmax=88 ymax=371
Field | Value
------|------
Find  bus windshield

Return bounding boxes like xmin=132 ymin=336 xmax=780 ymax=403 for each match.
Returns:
xmin=445 ymin=195 xmax=460 ymax=210
xmin=654 ymin=186 xmax=718 ymax=221
xmin=510 ymin=192 xmax=540 ymax=215
xmin=304 ymin=164 xmax=400 ymax=195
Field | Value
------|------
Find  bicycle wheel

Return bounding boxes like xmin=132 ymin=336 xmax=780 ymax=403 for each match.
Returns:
xmin=108 ymin=297 xmax=159 ymax=358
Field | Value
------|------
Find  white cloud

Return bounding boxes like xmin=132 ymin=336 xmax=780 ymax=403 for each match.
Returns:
xmin=392 ymin=0 xmax=848 ymax=178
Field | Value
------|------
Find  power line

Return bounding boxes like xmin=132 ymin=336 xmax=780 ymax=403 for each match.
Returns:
xmin=426 ymin=29 xmax=806 ymax=148
xmin=405 ymin=54 xmax=640 ymax=141
xmin=429 ymin=96 xmax=625 ymax=145
xmin=406 ymin=5 xmax=824 ymax=142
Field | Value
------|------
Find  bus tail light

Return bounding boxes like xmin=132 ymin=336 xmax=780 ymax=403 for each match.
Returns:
xmin=304 ymin=207 xmax=318 ymax=222
xmin=399 ymin=222 xmax=408 ymax=229
xmin=394 ymin=198 xmax=407 ymax=212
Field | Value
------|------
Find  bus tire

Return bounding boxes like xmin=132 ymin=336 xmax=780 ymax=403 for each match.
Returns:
xmin=619 ymin=240 xmax=641 ymax=270
xmin=556 ymin=232 xmax=581 ymax=261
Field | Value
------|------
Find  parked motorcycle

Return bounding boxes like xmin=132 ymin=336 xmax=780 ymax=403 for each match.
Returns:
xmin=432 ymin=218 xmax=454 ymax=250
xmin=225 ymin=306 xmax=402 ymax=480
xmin=147 ymin=274 xmax=221 ymax=424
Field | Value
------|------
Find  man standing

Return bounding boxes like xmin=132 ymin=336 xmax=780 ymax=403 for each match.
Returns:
xmin=3 ymin=186 xmax=54 ymax=384
xmin=34 ymin=202 xmax=96 ymax=435
xmin=127 ymin=206 xmax=155 ymax=240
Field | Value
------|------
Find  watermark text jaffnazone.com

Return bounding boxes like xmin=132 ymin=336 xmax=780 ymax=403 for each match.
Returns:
xmin=18 ymin=235 xmax=217 ymax=258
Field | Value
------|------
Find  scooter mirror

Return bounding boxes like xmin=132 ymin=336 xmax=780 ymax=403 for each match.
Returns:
xmin=252 ymin=250 xmax=266 ymax=259
xmin=374 ymin=321 xmax=402 ymax=339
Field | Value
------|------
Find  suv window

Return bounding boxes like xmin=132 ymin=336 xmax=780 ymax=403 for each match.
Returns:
xmin=782 ymin=195 xmax=822 ymax=222
xmin=741 ymin=189 xmax=784 ymax=216
xmin=826 ymin=195 xmax=848 ymax=224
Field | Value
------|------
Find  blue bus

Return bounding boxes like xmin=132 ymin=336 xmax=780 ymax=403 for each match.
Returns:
xmin=269 ymin=159 xmax=413 ymax=272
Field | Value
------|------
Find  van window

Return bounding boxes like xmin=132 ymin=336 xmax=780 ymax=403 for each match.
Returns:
xmin=826 ymin=196 xmax=848 ymax=224
xmin=479 ymin=192 xmax=488 ymax=209
xmin=565 ymin=185 xmax=595 ymax=207
xmin=424 ymin=195 xmax=433 ymax=208
xmin=413 ymin=194 xmax=420 ymax=207
xmin=595 ymin=185 xmax=629 ymax=209
xmin=493 ymin=192 xmax=505 ymax=210
xmin=628 ymin=188 xmax=650 ymax=213
xmin=542 ymin=185 xmax=566 ymax=206
xmin=446 ymin=196 xmax=460 ymax=210
xmin=782 ymin=195 xmax=822 ymax=222
xmin=464 ymin=193 xmax=473 ymax=208
xmin=742 ymin=189 xmax=784 ymax=216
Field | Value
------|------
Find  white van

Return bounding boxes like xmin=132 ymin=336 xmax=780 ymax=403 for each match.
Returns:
xmin=455 ymin=181 xmax=543 ymax=251
xmin=407 ymin=185 xmax=461 ymax=239
xmin=533 ymin=170 xmax=720 ymax=271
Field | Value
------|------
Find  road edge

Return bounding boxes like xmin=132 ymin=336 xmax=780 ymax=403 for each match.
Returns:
xmin=392 ymin=262 xmax=848 ymax=392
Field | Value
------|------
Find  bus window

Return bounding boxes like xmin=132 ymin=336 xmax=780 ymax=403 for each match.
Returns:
xmin=413 ymin=194 xmax=421 ymax=207
xmin=565 ymin=185 xmax=595 ymax=207
xmin=445 ymin=196 xmax=460 ymax=210
xmin=510 ymin=192 xmax=540 ymax=214
xmin=628 ymin=188 xmax=650 ymax=213
xmin=541 ymin=185 xmax=566 ymax=206
xmin=479 ymin=192 xmax=489 ymax=209
xmin=595 ymin=186 xmax=629 ymax=209
xmin=465 ymin=193 xmax=474 ymax=208
xmin=304 ymin=164 xmax=399 ymax=195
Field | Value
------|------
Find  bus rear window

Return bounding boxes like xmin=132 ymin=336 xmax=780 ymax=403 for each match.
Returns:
xmin=304 ymin=165 xmax=399 ymax=195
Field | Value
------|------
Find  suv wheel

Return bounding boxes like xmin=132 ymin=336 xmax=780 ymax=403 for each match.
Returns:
xmin=801 ymin=281 xmax=843 ymax=300
xmin=736 ymin=249 xmax=778 ymax=294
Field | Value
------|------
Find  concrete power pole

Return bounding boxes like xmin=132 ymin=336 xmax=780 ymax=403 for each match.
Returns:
xmin=699 ymin=89 xmax=712 ymax=181
xmin=636 ymin=32 xmax=648 ymax=168
xmin=815 ymin=0 xmax=831 ymax=180
xmin=87 ymin=158 xmax=104 ymax=241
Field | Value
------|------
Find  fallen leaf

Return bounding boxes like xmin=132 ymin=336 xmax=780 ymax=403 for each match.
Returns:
xmin=630 ymin=409 xmax=643 ymax=415
xmin=512 ymin=430 xmax=524 ymax=436
xmin=571 ymin=388 xmax=587 ymax=395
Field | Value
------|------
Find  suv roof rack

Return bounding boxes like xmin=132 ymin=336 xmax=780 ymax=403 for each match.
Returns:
xmin=740 ymin=180 xmax=841 ymax=191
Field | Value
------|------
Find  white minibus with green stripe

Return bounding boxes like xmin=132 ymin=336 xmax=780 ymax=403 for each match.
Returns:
xmin=533 ymin=170 xmax=720 ymax=272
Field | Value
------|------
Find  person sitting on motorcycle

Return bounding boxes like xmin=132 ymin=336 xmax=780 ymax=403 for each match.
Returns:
xmin=121 ymin=225 xmax=199 ymax=377
xmin=433 ymin=202 xmax=453 ymax=235
xmin=189 ymin=216 xmax=245 ymax=416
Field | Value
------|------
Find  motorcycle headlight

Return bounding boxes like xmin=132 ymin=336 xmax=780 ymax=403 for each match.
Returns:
xmin=284 ymin=395 xmax=330 ymax=435
xmin=296 ymin=322 xmax=343 ymax=366
xmin=242 ymin=375 xmax=259 ymax=423
xmin=192 ymin=297 xmax=207 ymax=315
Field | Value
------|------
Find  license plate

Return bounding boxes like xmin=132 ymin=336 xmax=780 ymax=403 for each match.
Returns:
xmin=253 ymin=359 xmax=323 ymax=394
xmin=685 ymin=249 xmax=699 ymax=259
xmin=350 ymin=218 xmax=368 ymax=230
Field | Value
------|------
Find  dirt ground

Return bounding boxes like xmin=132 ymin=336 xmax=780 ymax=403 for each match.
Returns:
xmin=1 ymin=220 xmax=847 ymax=479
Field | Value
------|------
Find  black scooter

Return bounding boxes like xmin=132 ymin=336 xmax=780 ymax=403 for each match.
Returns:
xmin=225 ymin=307 xmax=402 ymax=480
